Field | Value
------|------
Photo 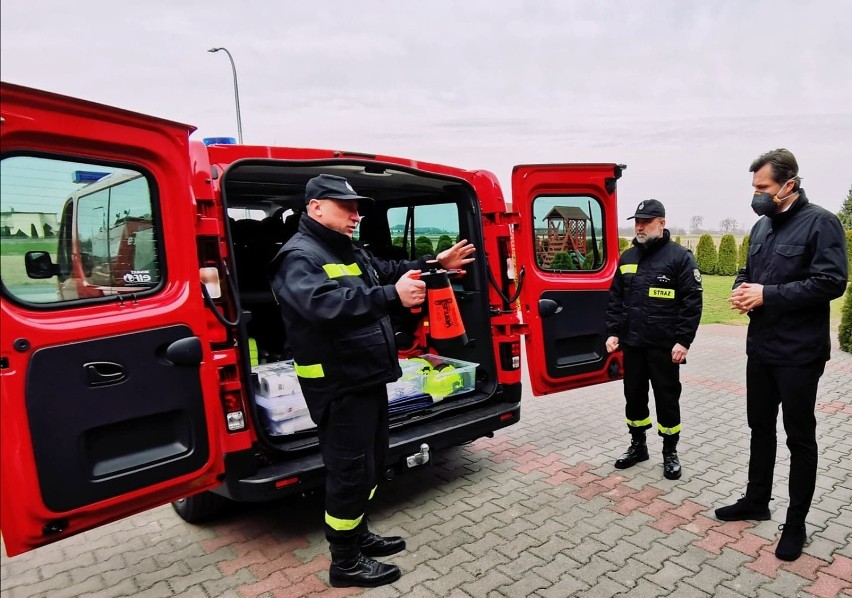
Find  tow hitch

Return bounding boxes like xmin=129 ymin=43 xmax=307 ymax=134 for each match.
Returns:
xmin=406 ymin=443 xmax=430 ymax=468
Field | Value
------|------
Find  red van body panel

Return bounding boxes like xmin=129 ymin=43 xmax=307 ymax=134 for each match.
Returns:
xmin=1 ymin=82 xmax=622 ymax=556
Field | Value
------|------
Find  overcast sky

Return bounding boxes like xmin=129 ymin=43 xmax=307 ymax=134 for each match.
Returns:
xmin=2 ymin=1 xmax=850 ymax=230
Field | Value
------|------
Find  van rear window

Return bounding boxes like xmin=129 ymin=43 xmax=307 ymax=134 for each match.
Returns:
xmin=532 ymin=195 xmax=607 ymax=272
xmin=0 ymin=156 xmax=162 ymax=305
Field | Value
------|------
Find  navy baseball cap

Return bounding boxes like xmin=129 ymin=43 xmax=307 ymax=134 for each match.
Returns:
xmin=304 ymin=174 xmax=373 ymax=205
xmin=627 ymin=199 xmax=666 ymax=220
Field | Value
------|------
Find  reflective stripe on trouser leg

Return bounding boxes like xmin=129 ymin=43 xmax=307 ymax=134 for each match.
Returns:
xmin=645 ymin=346 xmax=682 ymax=436
xmin=326 ymin=512 xmax=363 ymax=531
xmin=622 ymin=346 xmax=653 ymax=431
xmin=318 ymin=385 xmax=388 ymax=544
xmin=657 ymin=423 xmax=682 ymax=435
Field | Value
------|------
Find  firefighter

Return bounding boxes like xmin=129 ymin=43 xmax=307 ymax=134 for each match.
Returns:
xmin=270 ymin=174 xmax=474 ymax=588
xmin=605 ymin=199 xmax=703 ymax=480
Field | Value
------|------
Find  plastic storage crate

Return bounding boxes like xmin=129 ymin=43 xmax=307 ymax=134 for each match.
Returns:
xmin=386 ymin=358 xmax=426 ymax=403
xmin=406 ymin=354 xmax=478 ymax=401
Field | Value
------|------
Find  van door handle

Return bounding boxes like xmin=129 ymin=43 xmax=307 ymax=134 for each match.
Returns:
xmin=538 ymin=298 xmax=562 ymax=317
xmin=165 ymin=336 xmax=203 ymax=366
xmin=85 ymin=362 xmax=127 ymax=387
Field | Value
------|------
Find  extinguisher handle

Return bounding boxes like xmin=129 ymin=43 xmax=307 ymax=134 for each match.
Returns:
xmin=409 ymin=270 xmax=422 ymax=314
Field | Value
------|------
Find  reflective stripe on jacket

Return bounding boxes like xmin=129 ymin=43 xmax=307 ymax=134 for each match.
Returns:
xmin=269 ymin=215 xmax=428 ymax=418
xmin=606 ymin=230 xmax=703 ymax=349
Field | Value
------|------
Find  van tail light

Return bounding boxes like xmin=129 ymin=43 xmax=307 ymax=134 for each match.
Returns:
xmin=500 ymin=341 xmax=521 ymax=371
xmin=222 ymin=390 xmax=246 ymax=431
xmin=200 ymin=266 xmax=222 ymax=298
xmin=219 ymin=365 xmax=247 ymax=432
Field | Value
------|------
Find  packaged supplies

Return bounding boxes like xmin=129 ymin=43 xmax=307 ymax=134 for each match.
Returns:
xmin=253 ymin=361 xmax=300 ymax=398
xmin=252 ymin=361 xmax=313 ymax=436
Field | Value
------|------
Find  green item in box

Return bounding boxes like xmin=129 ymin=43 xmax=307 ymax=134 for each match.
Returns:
xmin=423 ymin=364 xmax=462 ymax=401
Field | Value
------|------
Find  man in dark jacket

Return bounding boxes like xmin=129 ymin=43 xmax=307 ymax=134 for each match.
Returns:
xmin=715 ymin=149 xmax=847 ymax=562
xmin=605 ymin=199 xmax=703 ymax=480
xmin=270 ymin=174 xmax=474 ymax=588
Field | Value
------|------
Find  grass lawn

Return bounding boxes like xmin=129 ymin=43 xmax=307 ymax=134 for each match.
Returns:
xmin=699 ymin=275 xmax=745 ymax=325
xmin=1 ymin=238 xmax=56 ymax=255
xmin=700 ymin=274 xmax=849 ymax=328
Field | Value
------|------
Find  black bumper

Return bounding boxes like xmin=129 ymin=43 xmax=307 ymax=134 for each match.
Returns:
xmin=216 ymin=395 xmax=520 ymax=502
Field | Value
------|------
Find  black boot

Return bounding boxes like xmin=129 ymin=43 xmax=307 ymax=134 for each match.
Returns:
xmin=359 ymin=530 xmax=406 ymax=557
xmin=715 ymin=496 xmax=771 ymax=521
xmin=614 ymin=431 xmax=649 ymax=469
xmin=329 ymin=544 xmax=401 ymax=588
xmin=662 ymin=436 xmax=682 ymax=480
xmin=775 ymin=523 xmax=807 ymax=561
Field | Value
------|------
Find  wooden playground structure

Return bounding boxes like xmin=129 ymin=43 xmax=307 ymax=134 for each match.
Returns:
xmin=536 ymin=205 xmax=590 ymax=268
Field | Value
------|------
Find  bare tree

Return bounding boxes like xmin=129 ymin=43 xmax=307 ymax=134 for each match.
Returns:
xmin=689 ymin=215 xmax=704 ymax=234
xmin=719 ymin=218 xmax=739 ymax=234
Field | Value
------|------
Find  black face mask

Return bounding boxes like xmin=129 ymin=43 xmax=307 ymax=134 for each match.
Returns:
xmin=751 ymin=192 xmax=778 ymax=217
xmin=751 ymin=178 xmax=797 ymax=217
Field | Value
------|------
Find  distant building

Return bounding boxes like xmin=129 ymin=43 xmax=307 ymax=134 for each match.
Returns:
xmin=0 ymin=211 xmax=59 ymax=238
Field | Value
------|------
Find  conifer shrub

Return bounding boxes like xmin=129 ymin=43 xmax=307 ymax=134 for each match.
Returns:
xmin=550 ymin=252 xmax=572 ymax=270
xmin=846 ymin=230 xmax=852 ymax=277
xmin=717 ymin=234 xmax=738 ymax=275
xmin=695 ymin=234 xmax=718 ymax=274
xmin=738 ymin=234 xmax=750 ymax=270
xmin=839 ymin=284 xmax=852 ymax=353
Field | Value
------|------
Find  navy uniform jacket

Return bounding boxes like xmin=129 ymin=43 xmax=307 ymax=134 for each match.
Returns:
xmin=736 ymin=190 xmax=847 ymax=365
xmin=606 ymin=230 xmax=703 ymax=350
xmin=270 ymin=215 xmax=429 ymax=421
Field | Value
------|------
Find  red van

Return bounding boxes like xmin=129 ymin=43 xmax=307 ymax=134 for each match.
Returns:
xmin=0 ymin=82 xmax=624 ymax=557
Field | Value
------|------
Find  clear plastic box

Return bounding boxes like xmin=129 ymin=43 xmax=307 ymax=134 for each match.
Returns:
xmin=407 ymin=354 xmax=478 ymax=402
xmin=387 ymin=358 xmax=426 ymax=403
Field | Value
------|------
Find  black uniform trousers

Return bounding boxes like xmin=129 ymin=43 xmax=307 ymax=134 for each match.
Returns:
xmin=744 ymin=358 xmax=825 ymax=525
xmin=622 ymin=345 xmax=681 ymax=435
xmin=317 ymin=384 xmax=389 ymax=546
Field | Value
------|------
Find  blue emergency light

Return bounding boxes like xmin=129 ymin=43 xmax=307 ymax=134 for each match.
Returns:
xmin=203 ymin=137 xmax=237 ymax=146
xmin=73 ymin=171 xmax=110 ymax=183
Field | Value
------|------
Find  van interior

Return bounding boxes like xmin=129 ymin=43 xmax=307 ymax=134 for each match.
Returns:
xmin=220 ymin=161 xmax=503 ymax=449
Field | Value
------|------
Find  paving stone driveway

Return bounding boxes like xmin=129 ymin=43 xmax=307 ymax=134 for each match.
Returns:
xmin=2 ymin=324 xmax=850 ymax=598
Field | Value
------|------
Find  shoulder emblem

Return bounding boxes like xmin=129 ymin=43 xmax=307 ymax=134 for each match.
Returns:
xmin=693 ymin=268 xmax=702 ymax=283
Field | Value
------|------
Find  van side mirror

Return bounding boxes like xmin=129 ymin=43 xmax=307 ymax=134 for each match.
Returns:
xmin=25 ymin=251 xmax=59 ymax=279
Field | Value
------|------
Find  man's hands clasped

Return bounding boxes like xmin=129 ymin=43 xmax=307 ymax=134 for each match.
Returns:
xmin=729 ymin=282 xmax=764 ymax=314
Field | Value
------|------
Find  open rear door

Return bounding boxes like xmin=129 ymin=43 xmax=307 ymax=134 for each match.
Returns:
xmin=0 ymin=83 xmax=224 ymax=556
xmin=513 ymin=163 xmax=625 ymax=396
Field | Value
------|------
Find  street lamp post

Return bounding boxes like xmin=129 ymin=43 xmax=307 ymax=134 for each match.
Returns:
xmin=207 ymin=47 xmax=244 ymax=144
